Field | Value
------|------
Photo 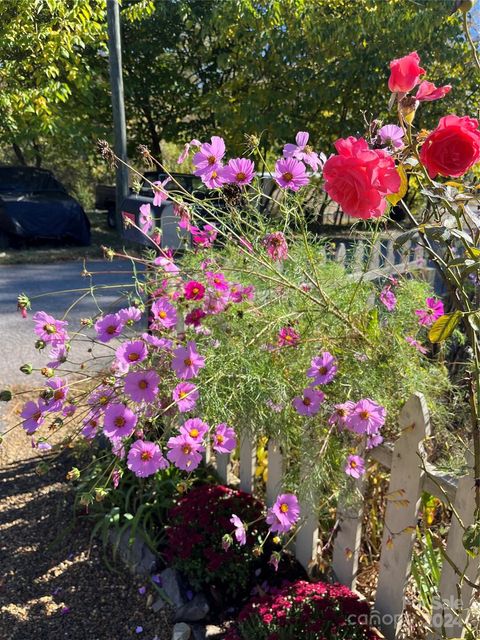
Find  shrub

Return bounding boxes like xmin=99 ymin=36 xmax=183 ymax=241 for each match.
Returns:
xmin=226 ymin=580 xmax=378 ymax=640
xmin=166 ymin=484 xmax=267 ymax=599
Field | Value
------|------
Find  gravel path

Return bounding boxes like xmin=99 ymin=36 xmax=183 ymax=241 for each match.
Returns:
xmin=0 ymin=414 xmax=173 ymax=640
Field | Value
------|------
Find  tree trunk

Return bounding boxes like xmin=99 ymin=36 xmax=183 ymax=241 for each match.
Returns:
xmin=33 ymin=141 xmax=42 ymax=168
xmin=141 ymin=101 xmax=162 ymax=160
xmin=12 ymin=143 xmax=27 ymax=166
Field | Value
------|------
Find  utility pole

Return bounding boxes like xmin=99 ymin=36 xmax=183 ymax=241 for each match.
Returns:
xmin=106 ymin=0 xmax=129 ymax=231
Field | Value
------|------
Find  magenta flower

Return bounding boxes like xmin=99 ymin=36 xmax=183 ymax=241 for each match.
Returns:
xmin=278 ymin=326 xmax=300 ymax=347
xmin=173 ymin=202 xmax=191 ymax=230
xmin=415 ymin=80 xmax=451 ymax=102
xmin=229 ymin=283 xmax=254 ymax=303
xmin=345 ymin=455 xmax=366 ymax=479
xmin=378 ymin=124 xmax=405 ymax=149
xmin=283 ymin=131 xmax=323 ymax=171
xmin=184 ymin=280 xmax=205 ymax=301
xmin=206 ymin=271 xmax=230 ymax=292
xmin=139 ymin=203 xmax=154 ymax=233
xmin=177 ymin=138 xmax=201 ymax=164
xmin=151 ymin=297 xmax=178 ymax=330
xmin=124 ymin=370 xmax=160 ymax=403
xmin=292 ymin=388 xmax=325 ymax=416
xmin=415 ymin=297 xmax=444 ymax=326
xmin=45 ymin=377 xmax=69 ymax=412
xmin=185 ymin=308 xmax=206 ymax=327
xmin=213 ymin=423 xmax=237 ymax=453
xmin=266 ymin=494 xmax=300 ymax=534
xmin=180 ymin=417 xmax=209 ymax=442
xmin=95 ymin=313 xmax=124 ymax=342
xmin=263 ymin=231 xmax=288 ymax=262
xmin=367 ymin=434 xmax=384 ymax=449
xmin=379 ymin=285 xmax=397 ymax=311
xmin=345 ymin=398 xmax=386 ymax=436
xmin=33 ymin=311 xmax=69 ymax=345
xmin=193 ymin=136 xmax=226 ymax=175
xmin=127 ymin=440 xmax=168 ymax=477
xmin=200 ymin=168 xmax=226 ymax=189
xmin=406 ymin=335 xmax=427 ymax=354
xmin=274 ymin=157 xmax=310 ymax=191
xmin=116 ymin=340 xmax=148 ymax=369
xmin=230 ymin=514 xmax=246 ymax=545
xmin=152 ymin=178 xmax=170 ymax=207
xmin=172 ymin=382 xmax=199 ymax=413
xmin=171 ymin=341 xmax=205 ymax=379
xmin=328 ymin=401 xmax=355 ymax=428
xmin=221 ymin=158 xmax=255 ymax=186
xmin=103 ymin=403 xmax=137 ymax=439
xmin=20 ymin=399 xmax=46 ymax=434
xmin=166 ymin=433 xmax=203 ymax=471
xmin=191 ymin=224 xmax=218 ymax=248
xmin=117 ymin=306 xmax=142 ymax=324
xmin=307 ymin=352 xmax=338 ymax=385
xmin=88 ymin=384 xmax=115 ymax=410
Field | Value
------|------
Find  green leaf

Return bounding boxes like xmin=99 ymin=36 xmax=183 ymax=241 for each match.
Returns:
xmin=428 ymin=312 xmax=462 ymax=343
xmin=463 ymin=522 xmax=480 ymax=558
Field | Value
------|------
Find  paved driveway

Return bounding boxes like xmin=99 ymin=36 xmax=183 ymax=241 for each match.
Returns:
xmin=0 ymin=260 xmax=139 ymax=388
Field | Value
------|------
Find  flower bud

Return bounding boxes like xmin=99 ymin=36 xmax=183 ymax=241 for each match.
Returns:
xmin=66 ymin=467 xmax=81 ymax=481
xmin=272 ymin=536 xmax=281 ymax=545
xmin=176 ymin=482 xmax=188 ymax=494
xmin=35 ymin=339 xmax=46 ymax=350
xmin=20 ymin=363 xmax=33 ymax=375
xmin=80 ymin=317 xmax=93 ymax=327
xmin=222 ymin=534 xmax=232 ymax=551
xmin=0 ymin=389 xmax=12 ymax=401
xmin=79 ymin=493 xmax=94 ymax=507
xmin=41 ymin=367 xmax=55 ymax=378
xmin=95 ymin=488 xmax=108 ymax=502
xmin=399 ymin=95 xmax=417 ymax=125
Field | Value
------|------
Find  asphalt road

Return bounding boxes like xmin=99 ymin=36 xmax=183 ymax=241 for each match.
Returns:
xmin=0 ymin=260 xmax=139 ymax=389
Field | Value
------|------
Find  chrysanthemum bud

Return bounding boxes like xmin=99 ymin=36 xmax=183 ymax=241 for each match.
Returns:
xmin=0 ymin=390 xmax=12 ymax=401
xmin=20 ymin=363 xmax=33 ymax=375
xmin=66 ymin=467 xmax=81 ymax=481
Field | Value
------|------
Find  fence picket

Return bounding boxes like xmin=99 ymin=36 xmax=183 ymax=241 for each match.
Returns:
xmin=429 ymin=455 xmax=479 ymax=639
xmin=332 ymin=477 xmax=367 ymax=588
xmin=352 ymin=241 xmax=365 ymax=272
xmin=239 ymin=435 xmax=256 ymax=493
xmin=374 ymin=392 xmax=431 ymax=640
xmin=215 ymin=452 xmax=229 ymax=484
xmin=266 ymin=440 xmax=283 ymax=506
xmin=335 ymin=242 xmax=347 ymax=265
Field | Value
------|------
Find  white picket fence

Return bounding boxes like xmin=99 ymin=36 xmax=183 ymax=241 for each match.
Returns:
xmin=210 ymin=393 xmax=478 ymax=640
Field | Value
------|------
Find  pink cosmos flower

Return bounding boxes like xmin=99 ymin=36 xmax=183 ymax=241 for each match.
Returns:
xmin=172 ymin=382 xmax=199 ymax=413
xmin=274 ymin=157 xmax=310 ymax=191
xmin=366 ymin=434 xmax=384 ymax=450
xmin=166 ymin=433 xmax=203 ymax=471
xmin=139 ymin=203 xmax=154 ymax=233
xmin=95 ymin=313 xmax=124 ymax=342
xmin=345 ymin=399 xmax=386 ymax=436
xmin=82 ymin=411 xmax=101 ymax=440
xmin=406 ymin=335 xmax=428 ymax=354
xmin=103 ymin=403 xmax=137 ymax=439
xmin=283 ymin=131 xmax=323 ymax=171
xmin=307 ymin=352 xmax=338 ymax=385
xmin=118 ymin=306 xmax=142 ymax=324
xmin=45 ymin=377 xmax=69 ymax=412
xmin=127 ymin=440 xmax=168 ymax=478
xmin=47 ymin=344 xmax=68 ymax=369
xmin=206 ymin=271 xmax=230 ymax=292
xmin=193 ymin=136 xmax=226 ymax=175
xmin=415 ymin=80 xmax=451 ymax=102
xmin=266 ymin=494 xmax=300 ymax=534
xmin=221 ymin=158 xmax=255 ymax=186
xmin=152 ymin=179 xmax=170 ymax=207
xmin=111 ymin=437 xmax=126 ymax=459
xmin=229 ymin=283 xmax=254 ymax=303
xmin=184 ymin=281 xmax=205 ymax=301
xmin=33 ymin=311 xmax=69 ymax=345
xmin=230 ymin=514 xmax=246 ymax=545
xmin=154 ymin=254 xmax=180 ymax=274
xmin=213 ymin=423 xmax=237 ymax=454
xmin=379 ymin=285 xmax=397 ymax=311
xmin=142 ymin=333 xmax=173 ymax=350
xmin=278 ymin=326 xmax=300 ymax=347
xmin=116 ymin=340 xmax=148 ymax=369
xmin=199 ymin=168 xmax=226 ymax=189
xmin=177 ymin=139 xmax=201 ymax=164
xmin=185 ymin=308 xmax=206 ymax=327
xmin=173 ymin=202 xmax=191 ymax=230
xmin=88 ymin=385 xmax=115 ymax=409
xmin=415 ymin=297 xmax=444 ymax=326
xmin=124 ymin=370 xmax=160 ymax=403
xmin=378 ymin=124 xmax=404 ymax=149
xmin=180 ymin=417 xmax=209 ymax=442
xmin=203 ymin=289 xmax=230 ymax=315
xmin=191 ymin=224 xmax=218 ymax=248
xmin=171 ymin=341 xmax=205 ymax=379
xmin=151 ymin=297 xmax=178 ymax=330
xmin=328 ymin=401 xmax=355 ymax=429
xmin=20 ymin=399 xmax=46 ymax=434
xmin=292 ymin=388 xmax=325 ymax=417
xmin=263 ymin=231 xmax=288 ymax=262
xmin=345 ymin=454 xmax=366 ymax=479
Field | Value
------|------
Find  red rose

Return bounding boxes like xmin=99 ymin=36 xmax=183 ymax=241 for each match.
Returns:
xmin=323 ymin=137 xmax=400 ymax=219
xmin=415 ymin=80 xmax=451 ymax=103
xmin=420 ymin=114 xmax=480 ymax=178
xmin=388 ymin=51 xmax=425 ymax=93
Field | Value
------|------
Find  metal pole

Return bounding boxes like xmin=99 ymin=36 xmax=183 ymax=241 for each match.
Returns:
xmin=106 ymin=0 xmax=129 ymax=231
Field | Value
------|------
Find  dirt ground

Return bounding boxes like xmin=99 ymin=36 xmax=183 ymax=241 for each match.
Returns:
xmin=0 ymin=422 xmax=173 ymax=640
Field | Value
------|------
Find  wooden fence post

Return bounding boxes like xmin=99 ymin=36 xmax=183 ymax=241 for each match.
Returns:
xmin=295 ymin=462 xmax=319 ymax=572
xmin=266 ymin=440 xmax=283 ymax=506
xmin=215 ymin=452 xmax=229 ymax=484
xmin=374 ymin=392 xmax=431 ymax=640
xmin=429 ymin=454 xmax=479 ymax=639
xmin=239 ymin=435 xmax=256 ymax=494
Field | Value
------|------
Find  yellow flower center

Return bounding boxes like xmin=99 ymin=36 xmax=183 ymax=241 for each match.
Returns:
xmin=128 ymin=353 xmax=139 ymax=362
xmin=138 ymin=380 xmax=148 ymax=390
xmin=106 ymin=325 xmax=116 ymax=334
xmin=184 ymin=358 xmax=192 ymax=366
xmin=236 ymin=172 xmax=246 ymax=181
xmin=189 ymin=428 xmax=199 ymax=438
xmin=141 ymin=451 xmax=153 ymax=461
xmin=350 ymin=460 xmax=357 ymax=468
xmin=216 ymin=434 xmax=224 ymax=444
xmin=303 ymin=397 xmax=311 ymax=406
xmin=114 ymin=416 xmax=126 ymax=427
xmin=182 ymin=444 xmax=192 ymax=454
xmin=359 ymin=410 xmax=370 ymax=420
xmin=208 ymin=155 xmax=216 ymax=165
xmin=280 ymin=503 xmax=289 ymax=513
xmin=44 ymin=323 xmax=57 ymax=334
xmin=159 ymin=310 xmax=167 ymax=319
xmin=282 ymin=171 xmax=293 ymax=182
